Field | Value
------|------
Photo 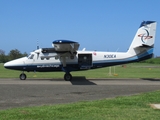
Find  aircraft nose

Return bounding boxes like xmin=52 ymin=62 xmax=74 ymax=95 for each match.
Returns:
xmin=4 ymin=62 xmax=10 ymax=68
xmin=4 ymin=60 xmax=19 ymax=69
xmin=4 ymin=61 xmax=15 ymax=68
xmin=4 ymin=57 xmax=27 ymax=70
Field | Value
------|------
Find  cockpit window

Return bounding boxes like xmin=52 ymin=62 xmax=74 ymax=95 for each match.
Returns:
xmin=28 ymin=54 xmax=34 ymax=59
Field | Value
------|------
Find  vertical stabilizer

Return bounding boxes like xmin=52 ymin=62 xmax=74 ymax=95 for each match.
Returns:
xmin=127 ymin=21 xmax=157 ymax=55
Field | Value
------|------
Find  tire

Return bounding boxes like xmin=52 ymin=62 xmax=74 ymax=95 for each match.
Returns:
xmin=64 ymin=73 xmax=72 ymax=81
xmin=20 ymin=73 xmax=27 ymax=80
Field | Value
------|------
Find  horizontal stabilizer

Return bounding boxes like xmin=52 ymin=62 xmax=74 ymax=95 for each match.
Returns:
xmin=134 ymin=44 xmax=153 ymax=49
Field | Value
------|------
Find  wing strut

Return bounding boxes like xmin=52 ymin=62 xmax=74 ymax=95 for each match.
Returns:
xmin=61 ymin=56 xmax=66 ymax=67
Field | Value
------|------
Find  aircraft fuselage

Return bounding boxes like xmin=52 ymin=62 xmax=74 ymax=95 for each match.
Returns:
xmin=4 ymin=48 xmax=153 ymax=72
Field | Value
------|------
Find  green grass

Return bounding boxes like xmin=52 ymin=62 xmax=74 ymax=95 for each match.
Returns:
xmin=0 ymin=90 xmax=160 ymax=120
xmin=0 ymin=63 xmax=160 ymax=79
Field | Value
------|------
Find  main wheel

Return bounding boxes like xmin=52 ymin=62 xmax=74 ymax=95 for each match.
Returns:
xmin=20 ymin=73 xmax=27 ymax=80
xmin=64 ymin=73 xmax=72 ymax=81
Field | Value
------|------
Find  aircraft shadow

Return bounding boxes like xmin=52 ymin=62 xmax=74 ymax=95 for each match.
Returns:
xmin=141 ymin=78 xmax=160 ymax=81
xmin=70 ymin=76 xmax=97 ymax=85
xmin=28 ymin=77 xmax=97 ymax=85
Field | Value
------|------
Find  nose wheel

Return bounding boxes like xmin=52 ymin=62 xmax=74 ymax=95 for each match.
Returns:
xmin=20 ymin=73 xmax=27 ymax=80
xmin=64 ymin=73 xmax=72 ymax=81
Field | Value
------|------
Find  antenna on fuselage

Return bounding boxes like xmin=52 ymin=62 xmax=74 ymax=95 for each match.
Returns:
xmin=82 ymin=48 xmax=86 ymax=51
xmin=116 ymin=48 xmax=119 ymax=52
xmin=37 ymin=39 xmax=39 ymax=49
xmin=35 ymin=39 xmax=40 ymax=59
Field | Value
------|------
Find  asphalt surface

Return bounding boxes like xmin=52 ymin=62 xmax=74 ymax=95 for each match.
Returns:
xmin=0 ymin=78 xmax=160 ymax=110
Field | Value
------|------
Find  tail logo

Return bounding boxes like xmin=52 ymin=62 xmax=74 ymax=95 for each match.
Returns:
xmin=138 ymin=29 xmax=153 ymax=43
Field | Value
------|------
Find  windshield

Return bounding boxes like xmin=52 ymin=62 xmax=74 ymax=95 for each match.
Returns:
xmin=28 ymin=54 xmax=34 ymax=59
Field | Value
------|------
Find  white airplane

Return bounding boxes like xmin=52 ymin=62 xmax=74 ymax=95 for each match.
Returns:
xmin=4 ymin=21 xmax=157 ymax=81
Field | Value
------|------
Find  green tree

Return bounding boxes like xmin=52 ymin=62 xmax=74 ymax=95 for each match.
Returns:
xmin=8 ymin=49 xmax=23 ymax=60
xmin=22 ymin=52 xmax=28 ymax=57
xmin=0 ymin=49 xmax=8 ymax=63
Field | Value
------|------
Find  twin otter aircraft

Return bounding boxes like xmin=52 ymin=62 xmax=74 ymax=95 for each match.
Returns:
xmin=4 ymin=21 xmax=157 ymax=81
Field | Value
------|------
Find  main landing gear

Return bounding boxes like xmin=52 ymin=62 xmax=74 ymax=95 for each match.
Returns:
xmin=64 ymin=73 xmax=72 ymax=81
xmin=19 ymin=72 xmax=72 ymax=81
xmin=19 ymin=73 xmax=27 ymax=80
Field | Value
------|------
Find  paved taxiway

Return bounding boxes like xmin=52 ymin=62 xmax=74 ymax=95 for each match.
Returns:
xmin=0 ymin=78 xmax=160 ymax=110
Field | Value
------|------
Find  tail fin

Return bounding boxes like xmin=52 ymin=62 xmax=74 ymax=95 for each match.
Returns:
xmin=127 ymin=21 xmax=157 ymax=58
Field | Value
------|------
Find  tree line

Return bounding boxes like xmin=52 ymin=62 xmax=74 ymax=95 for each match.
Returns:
xmin=0 ymin=49 xmax=28 ymax=63
xmin=140 ymin=57 xmax=160 ymax=64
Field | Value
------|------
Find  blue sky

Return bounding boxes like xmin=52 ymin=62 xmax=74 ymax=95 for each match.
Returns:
xmin=0 ymin=0 xmax=160 ymax=56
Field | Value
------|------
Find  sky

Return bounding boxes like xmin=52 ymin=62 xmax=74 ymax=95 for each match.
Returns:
xmin=0 ymin=0 xmax=160 ymax=56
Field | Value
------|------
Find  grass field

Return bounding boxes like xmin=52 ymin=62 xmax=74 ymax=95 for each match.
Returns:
xmin=0 ymin=63 xmax=160 ymax=79
xmin=0 ymin=90 xmax=160 ymax=120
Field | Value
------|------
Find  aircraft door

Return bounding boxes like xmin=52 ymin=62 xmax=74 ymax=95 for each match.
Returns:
xmin=78 ymin=54 xmax=92 ymax=69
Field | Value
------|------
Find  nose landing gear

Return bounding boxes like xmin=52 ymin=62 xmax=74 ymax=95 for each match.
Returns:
xmin=20 ymin=73 xmax=27 ymax=80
